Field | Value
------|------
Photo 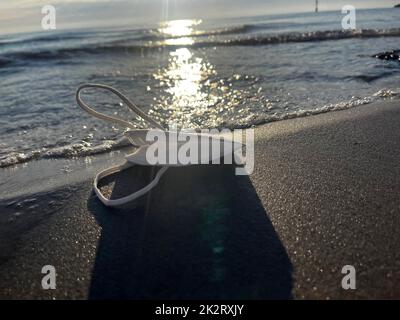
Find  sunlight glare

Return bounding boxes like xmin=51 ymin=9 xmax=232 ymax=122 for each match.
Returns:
xmin=159 ymin=19 xmax=202 ymax=37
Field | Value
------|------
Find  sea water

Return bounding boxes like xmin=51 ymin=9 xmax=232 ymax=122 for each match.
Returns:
xmin=0 ymin=8 xmax=399 ymax=167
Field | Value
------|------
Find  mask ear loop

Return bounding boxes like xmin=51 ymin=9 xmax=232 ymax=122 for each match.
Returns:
xmin=76 ymin=83 xmax=168 ymax=207
xmin=94 ymin=163 xmax=169 ymax=207
xmin=76 ymin=83 xmax=165 ymax=130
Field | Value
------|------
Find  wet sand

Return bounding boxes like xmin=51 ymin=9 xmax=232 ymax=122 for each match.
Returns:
xmin=0 ymin=101 xmax=399 ymax=299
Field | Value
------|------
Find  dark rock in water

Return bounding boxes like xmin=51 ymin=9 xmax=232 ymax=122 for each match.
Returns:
xmin=372 ymin=50 xmax=400 ymax=62
xmin=395 ymin=4 xmax=400 ymax=8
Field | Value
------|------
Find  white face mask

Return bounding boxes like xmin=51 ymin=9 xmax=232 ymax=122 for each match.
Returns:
xmin=76 ymin=84 xmax=243 ymax=207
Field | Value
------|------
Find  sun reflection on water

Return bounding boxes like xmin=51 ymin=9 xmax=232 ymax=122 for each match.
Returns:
xmin=164 ymin=37 xmax=194 ymax=46
xmin=159 ymin=19 xmax=200 ymax=46
xmin=159 ymin=19 xmax=202 ymax=37
xmin=152 ymin=47 xmax=218 ymax=127
xmin=164 ymin=48 xmax=208 ymax=105
xmin=149 ymin=19 xmax=261 ymax=129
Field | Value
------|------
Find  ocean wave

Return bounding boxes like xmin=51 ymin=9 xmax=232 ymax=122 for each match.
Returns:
xmin=158 ymin=24 xmax=254 ymax=38
xmin=0 ymin=138 xmax=130 ymax=168
xmin=0 ymin=57 xmax=14 ymax=68
xmin=2 ymin=24 xmax=253 ymax=45
xmin=1 ymin=88 xmax=399 ymax=168
xmin=1 ymin=45 xmax=144 ymax=64
xmin=0 ymin=34 xmax=83 ymax=46
xmin=211 ymin=28 xmax=400 ymax=46
xmin=0 ymin=24 xmax=253 ymax=63
xmin=223 ymin=89 xmax=399 ymax=128
xmin=3 ymin=28 xmax=400 ymax=65
xmin=350 ymin=72 xmax=398 ymax=83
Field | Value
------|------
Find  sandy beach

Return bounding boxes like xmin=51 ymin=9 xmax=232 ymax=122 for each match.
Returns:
xmin=0 ymin=101 xmax=399 ymax=300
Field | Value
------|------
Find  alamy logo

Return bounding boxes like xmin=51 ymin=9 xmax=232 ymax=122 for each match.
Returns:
xmin=143 ymin=128 xmax=254 ymax=175
xmin=341 ymin=5 xmax=356 ymax=30
xmin=341 ymin=265 xmax=356 ymax=290
xmin=41 ymin=5 xmax=56 ymax=30
xmin=41 ymin=265 xmax=57 ymax=289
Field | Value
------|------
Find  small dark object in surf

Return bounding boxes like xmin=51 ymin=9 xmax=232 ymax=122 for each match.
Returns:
xmin=395 ymin=4 xmax=400 ymax=8
xmin=372 ymin=50 xmax=400 ymax=62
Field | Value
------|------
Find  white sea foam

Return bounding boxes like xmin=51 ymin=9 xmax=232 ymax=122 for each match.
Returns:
xmin=0 ymin=138 xmax=130 ymax=168
xmin=0 ymin=89 xmax=398 ymax=168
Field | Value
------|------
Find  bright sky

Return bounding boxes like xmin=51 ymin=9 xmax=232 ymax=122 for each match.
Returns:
xmin=0 ymin=0 xmax=398 ymax=35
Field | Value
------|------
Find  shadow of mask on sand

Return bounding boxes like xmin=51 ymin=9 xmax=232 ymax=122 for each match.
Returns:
xmin=88 ymin=163 xmax=293 ymax=299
